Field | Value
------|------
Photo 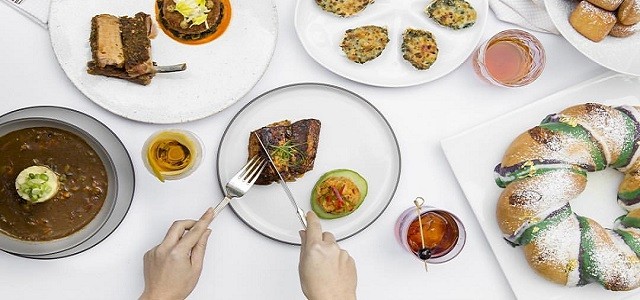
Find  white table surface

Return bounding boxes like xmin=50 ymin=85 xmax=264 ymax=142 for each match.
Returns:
xmin=0 ymin=1 xmax=607 ymax=299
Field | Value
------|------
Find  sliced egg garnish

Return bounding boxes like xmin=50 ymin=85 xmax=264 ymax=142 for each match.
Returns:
xmin=15 ymin=166 xmax=59 ymax=203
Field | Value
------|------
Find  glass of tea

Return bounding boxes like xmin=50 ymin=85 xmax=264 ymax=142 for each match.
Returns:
xmin=472 ymin=29 xmax=545 ymax=87
xmin=395 ymin=205 xmax=466 ymax=263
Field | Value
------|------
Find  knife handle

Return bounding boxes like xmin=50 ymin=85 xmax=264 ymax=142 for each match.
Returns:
xmin=297 ymin=207 xmax=308 ymax=228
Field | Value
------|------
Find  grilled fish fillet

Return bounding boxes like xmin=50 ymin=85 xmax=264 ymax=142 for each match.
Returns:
xmin=248 ymin=119 xmax=321 ymax=185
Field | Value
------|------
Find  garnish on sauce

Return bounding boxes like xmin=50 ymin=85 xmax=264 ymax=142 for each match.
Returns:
xmin=156 ymin=0 xmax=232 ymax=45
xmin=144 ymin=130 xmax=202 ymax=182
xmin=15 ymin=166 xmax=60 ymax=203
xmin=174 ymin=0 xmax=211 ymax=29
xmin=311 ymin=169 xmax=367 ymax=219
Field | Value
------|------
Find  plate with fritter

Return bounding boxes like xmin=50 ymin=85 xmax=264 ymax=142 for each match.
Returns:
xmin=216 ymin=83 xmax=401 ymax=244
xmin=49 ymin=0 xmax=277 ymax=123
xmin=295 ymin=0 xmax=487 ymax=87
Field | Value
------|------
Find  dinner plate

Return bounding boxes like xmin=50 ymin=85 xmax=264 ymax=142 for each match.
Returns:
xmin=49 ymin=0 xmax=277 ymax=124
xmin=217 ymin=83 xmax=401 ymax=244
xmin=0 ymin=106 xmax=135 ymax=259
xmin=545 ymin=0 xmax=640 ymax=76
xmin=294 ymin=0 xmax=488 ymax=87
xmin=441 ymin=73 xmax=640 ymax=299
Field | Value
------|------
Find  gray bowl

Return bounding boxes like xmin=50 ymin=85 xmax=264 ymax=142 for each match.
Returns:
xmin=0 ymin=106 xmax=134 ymax=259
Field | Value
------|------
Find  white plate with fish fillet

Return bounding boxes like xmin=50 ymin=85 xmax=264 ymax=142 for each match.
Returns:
xmin=49 ymin=0 xmax=277 ymax=124
xmin=295 ymin=0 xmax=488 ymax=87
xmin=545 ymin=0 xmax=640 ymax=76
xmin=216 ymin=83 xmax=401 ymax=244
xmin=441 ymin=72 xmax=640 ymax=300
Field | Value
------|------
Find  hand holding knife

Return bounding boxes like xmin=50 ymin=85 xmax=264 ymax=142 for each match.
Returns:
xmin=253 ymin=132 xmax=308 ymax=228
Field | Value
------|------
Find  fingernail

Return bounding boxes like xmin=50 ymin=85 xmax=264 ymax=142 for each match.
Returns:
xmin=205 ymin=207 xmax=213 ymax=215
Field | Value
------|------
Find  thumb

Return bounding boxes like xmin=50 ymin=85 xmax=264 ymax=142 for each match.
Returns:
xmin=299 ymin=230 xmax=307 ymax=245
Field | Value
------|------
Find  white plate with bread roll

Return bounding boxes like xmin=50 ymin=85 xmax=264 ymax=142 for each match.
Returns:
xmin=545 ymin=0 xmax=640 ymax=76
xmin=442 ymin=72 xmax=640 ymax=300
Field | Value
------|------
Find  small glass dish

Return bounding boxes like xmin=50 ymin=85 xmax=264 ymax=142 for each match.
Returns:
xmin=472 ymin=29 xmax=546 ymax=87
xmin=142 ymin=129 xmax=203 ymax=182
xmin=394 ymin=204 xmax=466 ymax=264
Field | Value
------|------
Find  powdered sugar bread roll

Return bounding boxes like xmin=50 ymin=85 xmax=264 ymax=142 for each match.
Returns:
xmin=495 ymin=103 xmax=640 ymax=291
xmin=618 ymin=0 xmax=640 ymax=25
xmin=587 ymin=0 xmax=623 ymax=11
xmin=570 ymin=1 xmax=617 ymax=42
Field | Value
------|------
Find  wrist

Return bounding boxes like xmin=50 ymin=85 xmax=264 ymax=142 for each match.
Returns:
xmin=307 ymin=292 xmax=356 ymax=300
xmin=139 ymin=290 xmax=174 ymax=300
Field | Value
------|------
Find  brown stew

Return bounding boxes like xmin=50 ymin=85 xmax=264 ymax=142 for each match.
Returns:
xmin=0 ymin=127 xmax=108 ymax=241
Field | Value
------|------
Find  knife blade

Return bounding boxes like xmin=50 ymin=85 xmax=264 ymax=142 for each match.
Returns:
xmin=253 ymin=132 xmax=308 ymax=228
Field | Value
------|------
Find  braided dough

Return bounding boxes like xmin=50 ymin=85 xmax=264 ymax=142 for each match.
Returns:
xmin=494 ymin=103 xmax=640 ymax=291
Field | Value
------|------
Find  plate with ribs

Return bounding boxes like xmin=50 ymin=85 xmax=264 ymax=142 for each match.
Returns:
xmin=48 ymin=0 xmax=277 ymax=123
xmin=216 ymin=83 xmax=401 ymax=244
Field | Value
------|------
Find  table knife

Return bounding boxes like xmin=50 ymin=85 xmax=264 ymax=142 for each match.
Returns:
xmin=253 ymin=132 xmax=308 ymax=228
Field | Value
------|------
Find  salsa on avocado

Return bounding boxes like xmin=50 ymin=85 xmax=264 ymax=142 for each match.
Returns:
xmin=311 ymin=169 xmax=367 ymax=219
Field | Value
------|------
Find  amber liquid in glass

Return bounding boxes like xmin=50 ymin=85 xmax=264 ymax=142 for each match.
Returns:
xmin=483 ymin=38 xmax=533 ymax=85
xmin=406 ymin=211 xmax=459 ymax=258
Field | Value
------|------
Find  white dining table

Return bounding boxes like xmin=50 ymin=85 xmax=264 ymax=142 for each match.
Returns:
xmin=0 ymin=1 xmax=608 ymax=299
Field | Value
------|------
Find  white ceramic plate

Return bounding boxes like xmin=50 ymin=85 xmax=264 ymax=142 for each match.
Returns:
xmin=441 ymin=73 xmax=640 ymax=300
xmin=217 ymin=83 xmax=401 ymax=244
xmin=49 ymin=0 xmax=277 ymax=124
xmin=545 ymin=0 xmax=640 ymax=76
xmin=294 ymin=0 xmax=488 ymax=87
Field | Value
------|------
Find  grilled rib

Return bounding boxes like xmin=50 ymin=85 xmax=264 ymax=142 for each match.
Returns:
xmin=87 ymin=12 xmax=186 ymax=85
xmin=90 ymin=14 xmax=124 ymax=68
xmin=120 ymin=13 xmax=154 ymax=77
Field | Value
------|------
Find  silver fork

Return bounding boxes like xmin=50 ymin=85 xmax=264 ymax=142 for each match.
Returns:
xmin=213 ymin=155 xmax=267 ymax=217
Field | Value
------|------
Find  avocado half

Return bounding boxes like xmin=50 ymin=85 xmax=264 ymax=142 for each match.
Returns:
xmin=310 ymin=169 xmax=368 ymax=219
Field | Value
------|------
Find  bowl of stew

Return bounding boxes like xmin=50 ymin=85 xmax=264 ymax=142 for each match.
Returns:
xmin=0 ymin=106 xmax=134 ymax=258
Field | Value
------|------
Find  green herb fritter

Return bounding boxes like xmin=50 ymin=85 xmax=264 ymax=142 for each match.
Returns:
xmin=316 ymin=0 xmax=375 ymax=17
xmin=426 ymin=0 xmax=477 ymax=30
xmin=340 ymin=25 xmax=389 ymax=64
xmin=401 ymin=28 xmax=438 ymax=70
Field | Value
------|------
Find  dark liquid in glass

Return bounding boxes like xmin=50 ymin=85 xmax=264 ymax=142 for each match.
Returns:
xmin=407 ymin=211 xmax=460 ymax=258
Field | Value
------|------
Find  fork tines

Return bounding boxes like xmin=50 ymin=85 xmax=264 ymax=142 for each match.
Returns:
xmin=241 ymin=156 xmax=267 ymax=184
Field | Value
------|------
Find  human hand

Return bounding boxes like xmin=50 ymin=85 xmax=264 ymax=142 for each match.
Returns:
xmin=140 ymin=208 xmax=214 ymax=300
xmin=298 ymin=211 xmax=357 ymax=300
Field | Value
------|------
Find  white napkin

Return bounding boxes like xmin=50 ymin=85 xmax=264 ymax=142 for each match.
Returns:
xmin=2 ymin=0 xmax=50 ymax=28
xmin=489 ymin=0 xmax=560 ymax=34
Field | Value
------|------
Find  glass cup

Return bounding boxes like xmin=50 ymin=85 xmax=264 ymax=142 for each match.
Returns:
xmin=142 ymin=129 xmax=203 ymax=181
xmin=395 ymin=205 xmax=466 ymax=263
xmin=472 ymin=29 xmax=546 ymax=87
